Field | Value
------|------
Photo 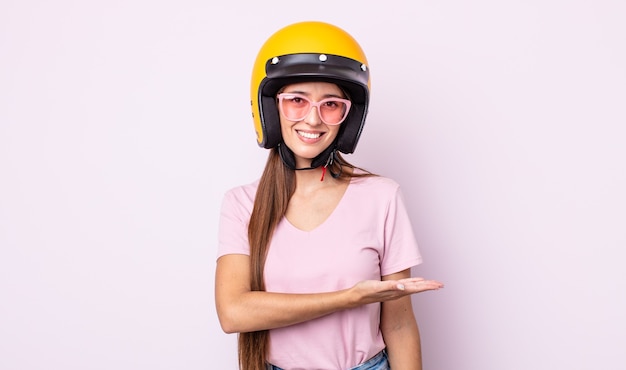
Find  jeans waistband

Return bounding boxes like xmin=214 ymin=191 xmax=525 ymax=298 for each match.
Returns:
xmin=349 ymin=349 xmax=388 ymax=370
xmin=267 ymin=349 xmax=389 ymax=370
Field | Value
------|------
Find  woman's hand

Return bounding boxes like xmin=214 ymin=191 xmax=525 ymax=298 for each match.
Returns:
xmin=348 ymin=277 xmax=444 ymax=307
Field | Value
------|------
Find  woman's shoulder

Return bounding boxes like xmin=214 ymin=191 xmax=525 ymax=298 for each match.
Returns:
xmin=346 ymin=174 xmax=407 ymax=213
xmin=221 ymin=178 xmax=260 ymax=211
xmin=351 ymin=173 xmax=401 ymax=192
xmin=348 ymin=174 xmax=404 ymax=206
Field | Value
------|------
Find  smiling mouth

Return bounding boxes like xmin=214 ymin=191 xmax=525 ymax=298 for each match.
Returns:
xmin=297 ymin=130 xmax=323 ymax=139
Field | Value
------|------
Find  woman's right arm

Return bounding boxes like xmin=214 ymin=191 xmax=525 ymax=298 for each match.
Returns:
xmin=216 ymin=254 xmax=352 ymax=333
xmin=215 ymin=254 xmax=442 ymax=333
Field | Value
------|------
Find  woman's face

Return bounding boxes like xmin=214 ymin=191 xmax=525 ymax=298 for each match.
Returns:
xmin=277 ymin=81 xmax=348 ymax=168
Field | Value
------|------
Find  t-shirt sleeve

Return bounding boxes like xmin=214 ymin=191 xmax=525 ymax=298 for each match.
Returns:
xmin=380 ymin=184 xmax=423 ymax=276
xmin=216 ymin=187 xmax=253 ymax=259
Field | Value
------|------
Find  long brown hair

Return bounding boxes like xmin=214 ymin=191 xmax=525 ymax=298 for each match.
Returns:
xmin=238 ymin=147 xmax=372 ymax=370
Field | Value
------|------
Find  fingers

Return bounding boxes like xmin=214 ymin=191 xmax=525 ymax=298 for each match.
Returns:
xmin=359 ymin=278 xmax=444 ymax=299
xmin=394 ymin=277 xmax=444 ymax=291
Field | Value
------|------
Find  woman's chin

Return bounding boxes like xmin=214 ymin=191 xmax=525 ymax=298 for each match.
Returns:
xmin=288 ymin=146 xmax=326 ymax=162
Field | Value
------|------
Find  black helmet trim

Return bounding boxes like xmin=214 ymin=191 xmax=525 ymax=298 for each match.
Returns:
xmin=265 ymin=54 xmax=368 ymax=100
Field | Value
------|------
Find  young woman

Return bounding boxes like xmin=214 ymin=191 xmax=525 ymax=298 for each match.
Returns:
xmin=215 ymin=21 xmax=443 ymax=370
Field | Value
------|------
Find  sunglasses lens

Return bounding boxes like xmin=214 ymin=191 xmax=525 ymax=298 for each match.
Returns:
xmin=318 ymin=100 xmax=349 ymax=125
xmin=280 ymin=95 xmax=309 ymax=121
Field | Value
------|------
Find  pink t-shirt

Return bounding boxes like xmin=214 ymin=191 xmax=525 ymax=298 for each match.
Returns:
xmin=217 ymin=175 xmax=422 ymax=370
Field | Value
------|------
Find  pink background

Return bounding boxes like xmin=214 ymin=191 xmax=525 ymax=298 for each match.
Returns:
xmin=1 ymin=1 xmax=624 ymax=369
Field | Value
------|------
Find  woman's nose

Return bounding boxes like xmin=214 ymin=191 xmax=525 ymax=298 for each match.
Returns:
xmin=303 ymin=106 xmax=323 ymax=126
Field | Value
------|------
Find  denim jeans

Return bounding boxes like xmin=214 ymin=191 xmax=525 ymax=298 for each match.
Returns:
xmin=267 ymin=349 xmax=389 ymax=370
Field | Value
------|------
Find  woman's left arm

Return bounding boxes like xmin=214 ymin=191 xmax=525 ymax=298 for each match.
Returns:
xmin=381 ymin=268 xmax=422 ymax=370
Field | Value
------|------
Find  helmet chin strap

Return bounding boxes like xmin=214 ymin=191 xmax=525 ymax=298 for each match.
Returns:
xmin=278 ymin=142 xmax=342 ymax=181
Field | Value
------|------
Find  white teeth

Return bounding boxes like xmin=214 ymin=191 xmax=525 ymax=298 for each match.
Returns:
xmin=297 ymin=131 xmax=321 ymax=139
